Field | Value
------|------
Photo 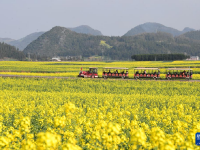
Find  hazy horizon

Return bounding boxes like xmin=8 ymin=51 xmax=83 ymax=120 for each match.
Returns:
xmin=0 ymin=0 xmax=200 ymax=39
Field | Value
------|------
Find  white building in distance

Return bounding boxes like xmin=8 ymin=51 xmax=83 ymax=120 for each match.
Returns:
xmin=187 ymin=56 xmax=199 ymax=61
xmin=51 ymin=57 xmax=61 ymax=61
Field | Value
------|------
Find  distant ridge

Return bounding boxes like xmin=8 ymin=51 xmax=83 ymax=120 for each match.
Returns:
xmin=68 ymin=25 xmax=103 ymax=36
xmin=0 ymin=38 xmax=15 ymax=43
xmin=124 ymin=22 xmax=195 ymax=37
xmin=182 ymin=27 xmax=196 ymax=33
xmin=8 ymin=32 xmax=45 ymax=51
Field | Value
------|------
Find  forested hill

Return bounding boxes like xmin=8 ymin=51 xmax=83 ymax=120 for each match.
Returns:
xmin=24 ymin=26 xmax=200 ymax=60
xmin=0 ymin=42 xmax=25 ymax=60
xmin=123 ymin=22 xmax=195 ymax=37
xmin=24 ymin=26 xmax=106 ymax=57
xmin=181 ymin=30 xmax=200 ymax=41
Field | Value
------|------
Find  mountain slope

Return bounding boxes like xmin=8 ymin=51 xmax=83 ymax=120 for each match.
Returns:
xmin=24 ymin=26 xmax=200 ymax=60
xmin=0 ymin=38 xmax=15 ymax=43
xmin=8 ymin=32 xmax=44 ymax=51
xmin=68 ymin=25 xmax=103 ymax=36
xmin=0 ymin=42 xmax=25 ymax=60
xmin=124 ymin=22 xmax=195 ymax=37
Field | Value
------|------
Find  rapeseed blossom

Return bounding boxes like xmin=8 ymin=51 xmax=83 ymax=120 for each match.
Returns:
xmin=0 ymin=77 xmax=199 ymax=149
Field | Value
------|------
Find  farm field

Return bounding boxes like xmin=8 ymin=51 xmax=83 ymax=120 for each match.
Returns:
xmin=0 ymin=77 xmax=200 ymax=149
xmin=0 ymin=61 xmax=200 ymax=79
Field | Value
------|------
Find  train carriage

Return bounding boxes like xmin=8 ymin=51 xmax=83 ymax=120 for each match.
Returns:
xmin=102 ymin=67 xmax=129 ymax=79
xmin=78 ymin=67 xmax=98 ymax=78
xmin=166 ymin=68 xmax=192 ymax=80
xmin=134 ymin=68 xmax=160 ymax=80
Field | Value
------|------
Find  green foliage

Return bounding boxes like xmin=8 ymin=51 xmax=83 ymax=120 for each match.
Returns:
xmin=0 ymin=42 xmax=26 ymax=60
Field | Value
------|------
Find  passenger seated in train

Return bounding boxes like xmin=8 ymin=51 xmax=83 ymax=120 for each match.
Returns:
xmin=126 ymin=70 xmax=128 ymax=74
xmin=121 ymin=71 xmax=124 ymax=74
xmin=143 ymin=70 xmax=146 ymax=74
xmin=108 ymin=70 xmax=111 ymax=73
xmin=158 ymin=71 xmax=160 ymax=75
xmin=167 ymin=71 xmax=171 ymax=75
xmin=181 ymin=70 xmax=186 ymax=75
xmin=115 ymin=70 xmax=118 ymax=74
xmin=153 ymin=71 xmax=156 ymax=75
xmin=136 ymin=71 xmax=139 ymax=74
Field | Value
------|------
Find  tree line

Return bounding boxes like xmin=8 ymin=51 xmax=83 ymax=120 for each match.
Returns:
xmin=0 ymin=42 xmax=25 ymax=60
xmin=131 ymin=54 xmax=190 ymax=61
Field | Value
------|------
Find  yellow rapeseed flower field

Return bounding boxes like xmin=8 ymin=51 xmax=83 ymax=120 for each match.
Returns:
xmin=0 ymin=77 xmax=200 ymax=149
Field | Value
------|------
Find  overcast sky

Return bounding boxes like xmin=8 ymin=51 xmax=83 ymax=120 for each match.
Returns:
xmin=0 ymin=0 xmax=200 ymax=39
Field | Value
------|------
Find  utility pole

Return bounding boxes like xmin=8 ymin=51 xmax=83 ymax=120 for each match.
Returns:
xmin=102 ymin=48 xmax=103 ymax=61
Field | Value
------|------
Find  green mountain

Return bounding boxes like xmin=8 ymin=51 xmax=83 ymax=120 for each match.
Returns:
xmin=4 ymin=25 xmax=101 ymax=51
xmin=0 ymin=42 xmax=25 ymax=60
xmin=180 ymin=30 xmax=200 ymax=41
xmin=8 ymin=32 xmax=45 ymax=51
xmin=24 ymin=26 xmax=104 ymax=57
xmin=124 ymin=22 xmax=195 ymax=37
xmin=0 ymin=38 xmax=15 ymax=43
xmin=23 ymin=26 xmax=200 ymax=60
xmin=68 ymin=25 xmax=103 ymax=36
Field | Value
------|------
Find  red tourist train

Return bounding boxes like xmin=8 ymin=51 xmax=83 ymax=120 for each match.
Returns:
xmin=166 ymin=68 xmax=193 ymax=80
xmin=78 ymin=67 xmax=98 ymax=78
xmin=78 ymin=67 xmax=193 ymax=80
xmin=102 ymin=67 xmax=129 ymax=79
xmin=134 ymin=68 xmax=160 ymax=80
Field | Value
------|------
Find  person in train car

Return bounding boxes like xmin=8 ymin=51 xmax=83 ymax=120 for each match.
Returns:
xmin=183 ymin=70 xmax=186 ymax=75
xmin=190 ymin=71 xmax=193 ymax=76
